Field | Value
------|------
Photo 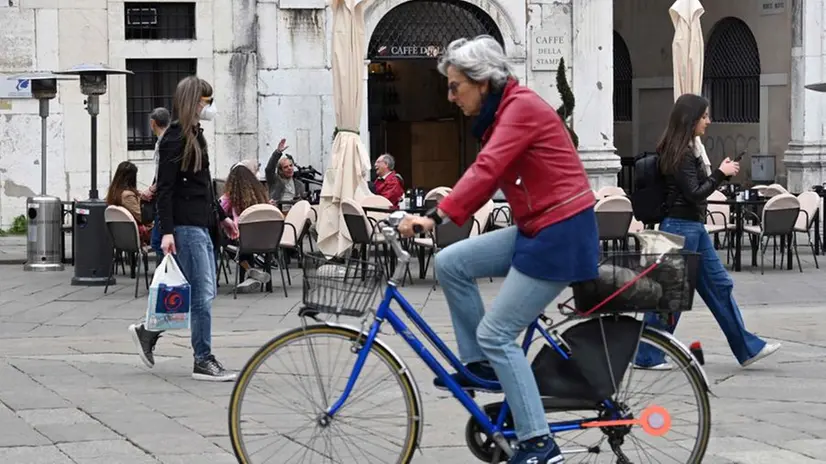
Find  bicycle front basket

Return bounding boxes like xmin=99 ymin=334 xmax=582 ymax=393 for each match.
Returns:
xmin=301 ymin=252 xmax=382 ymax=318
xmin=571 ymin=251 xmax=700 ymax=315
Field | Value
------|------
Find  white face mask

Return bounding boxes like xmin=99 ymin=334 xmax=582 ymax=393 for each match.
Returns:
xmin=200 ymin=103 xmax=217 ymax=121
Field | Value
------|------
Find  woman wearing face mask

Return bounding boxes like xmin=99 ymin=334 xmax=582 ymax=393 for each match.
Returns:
xmin=129 ymin=75 xmax=239 ymax=382
xmin=633 ymin=93 xmax=781 ymax=370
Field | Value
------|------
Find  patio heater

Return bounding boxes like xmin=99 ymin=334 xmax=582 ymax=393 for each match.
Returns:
xmin=7 ymin=72 xmax=77 ymax=272
xmin=55 ymin=63 xmax=133 ymax=286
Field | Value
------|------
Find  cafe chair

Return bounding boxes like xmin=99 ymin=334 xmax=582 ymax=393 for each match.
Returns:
xmin=341 ymin=198 xmax=389 ymax=278
xmin=424 ymin=187 xmax=452 ymax=202
xmin=471 ymin=200 xmax=495 ymax=236
xmin=104 ymin=205 xmax=151 ymax=298
xmin=280 ymin=200 xmax=313 ymax=271
xmin=744 ymin=193 xmax=802 ymax=274
xmin=596 ymin=186 xmax=627 ymax=198
xmin=359 ymin=195 xmax=398 ymax=276
xmin=232 ymin=204 xmax=290 ymax=298
xmin=595 ymin=195 xmax=634 ymax=253
xmin=489 ymin=201 xmax=513 ymax=230
xmin=413 ymin=219 xmax=475 ymax=280
xmin=706 ymin=190 xmax=734 ymax=259
xmin=794 ymin=191 xmax=820 ymax=268
xmin=762 ymin=184 xmax=788 ymax=198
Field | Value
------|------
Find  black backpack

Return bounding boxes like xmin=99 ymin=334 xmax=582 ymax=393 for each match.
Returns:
xmin=630 ymin=152 xmax=670 ymax=225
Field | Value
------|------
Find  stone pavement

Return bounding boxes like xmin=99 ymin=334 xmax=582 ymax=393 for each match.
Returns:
xmin=0 ymin=238 xmax=825 ymax=463
xmin=0 ymin=235 xmax=27 ymax=265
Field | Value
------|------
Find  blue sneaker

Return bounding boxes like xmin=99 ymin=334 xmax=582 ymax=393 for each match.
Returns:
xmin=508 ymin=435 xmax=564 ymax=464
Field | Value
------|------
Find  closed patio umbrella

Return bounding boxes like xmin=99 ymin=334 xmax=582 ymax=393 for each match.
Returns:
xmin=669 ymin=0 xmax=712 ymax=173
xmin=316 ymin=0 xmax=373 ymax=257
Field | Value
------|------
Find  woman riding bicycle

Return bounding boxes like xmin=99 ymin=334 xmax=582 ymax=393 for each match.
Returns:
xmin=399 ymin=35 xmax=600 ymax=464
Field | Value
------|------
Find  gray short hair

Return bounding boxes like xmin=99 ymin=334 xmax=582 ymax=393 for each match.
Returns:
xmin=378 ymin=153 xmax=395 ymax=170
xmin=437 ymin=35 xmax=513 ymax=92
xmin=149 ymin=107 xmax=171 ymax=128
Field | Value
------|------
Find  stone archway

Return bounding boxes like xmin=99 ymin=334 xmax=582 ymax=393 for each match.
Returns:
xmin=363 ymin=0 xmax=523 ymax=60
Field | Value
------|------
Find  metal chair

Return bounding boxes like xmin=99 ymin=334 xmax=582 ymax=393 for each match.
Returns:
xmin=234 ymin=204 xmax=289 ymax=298
xmin=595 ymin=195 xmax=634 ymax=252
xmin=104 ymin=205 xmax=150 ymax=298
xmin=794 ymin=191 xmax=820 ymax=268
xmin=280 ymin=199 xmax=313 ymax=271
xmin=744 ymin=193 xmax=802 ymax=274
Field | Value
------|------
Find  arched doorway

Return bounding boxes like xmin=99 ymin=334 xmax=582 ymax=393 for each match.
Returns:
xmin=366 ymin=0 xmax=504 ymax=190
xmin=703 ymin=17 xmax=760 ymax=123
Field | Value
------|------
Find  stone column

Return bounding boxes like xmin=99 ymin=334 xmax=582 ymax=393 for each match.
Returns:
xmin=783 ymin=0 xmax=826 ymax=192
xmin=571 ymin=0 xmax=619 ymax=189
xmin=212 ymin=0 xmax=259 ymax=177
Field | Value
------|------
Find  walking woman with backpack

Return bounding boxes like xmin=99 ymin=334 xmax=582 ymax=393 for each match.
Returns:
xmin=634 ymin=93 xmax=780 ymax=369
xmin=129 ymin=75 xmax=239 ymax=381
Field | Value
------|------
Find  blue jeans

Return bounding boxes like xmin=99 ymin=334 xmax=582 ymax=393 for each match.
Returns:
xmin=173 ymin=226 xmax=217 ymax=362
xmin=635 ymin=217 xmax=766 ymax=366
xmin=435 ymin=226 xmax=568 ymax=441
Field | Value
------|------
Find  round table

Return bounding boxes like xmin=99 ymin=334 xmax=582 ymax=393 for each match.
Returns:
xmin=708 ymin=197 xmax=768 ymax=272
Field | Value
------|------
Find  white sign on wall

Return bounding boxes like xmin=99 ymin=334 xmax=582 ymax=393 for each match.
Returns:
xmin=0 ymin=76 xmax=33 ymax=99
xmin=759 ymin=0 xmax=786 ymax=15
xmin=530 ymin=28 xmax=572 ymax=72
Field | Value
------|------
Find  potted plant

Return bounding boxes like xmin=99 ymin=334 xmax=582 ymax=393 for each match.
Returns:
xmin=556 ymin=57 xmax=578 ymax=148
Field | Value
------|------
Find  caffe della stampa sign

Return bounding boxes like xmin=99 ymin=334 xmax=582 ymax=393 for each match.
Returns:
xmin=376 ymin=45 xmax=445 ymax=58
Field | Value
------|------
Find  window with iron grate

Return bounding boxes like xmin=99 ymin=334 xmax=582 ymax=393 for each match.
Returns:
xmin=614 ymin=31 xmax=632 ymax=122
xmin=367 ymin=0 xmax=503 ymax=59
xmin=702 ymin=17 xmax=760 ymax=123
xmin=125 ymin=2 xmax=196 ymax=40
xmin=125 ymin=59 xmax=197 ymax=151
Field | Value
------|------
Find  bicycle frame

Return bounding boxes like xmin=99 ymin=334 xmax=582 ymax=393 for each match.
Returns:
xmin=325 ymin=282 xmax=605 ymax=440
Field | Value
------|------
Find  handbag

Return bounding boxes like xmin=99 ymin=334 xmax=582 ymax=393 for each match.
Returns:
xmin=140 ymin=199 xmax=156 ymax=225
xmin=145 ymin=254 xmax=191 ymax=331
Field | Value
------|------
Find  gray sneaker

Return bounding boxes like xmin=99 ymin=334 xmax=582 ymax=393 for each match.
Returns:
xmin=247 ymin=268 xmax=271 ymax=284
xmin=129 ymin=323 xmax=162 ymax=368
xmin=236 ymin=278 xmax=261 ymax=293
xmin=193 ymin=356 xmax=237 ymax=382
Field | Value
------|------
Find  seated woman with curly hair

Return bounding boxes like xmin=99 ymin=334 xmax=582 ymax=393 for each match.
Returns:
xmin=106 ymin=161 xmax=153 ymax=244
xmin=219 ymin=163 xmax=273 ymax=293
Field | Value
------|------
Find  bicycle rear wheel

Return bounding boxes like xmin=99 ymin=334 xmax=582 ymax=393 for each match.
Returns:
xmin=553 ymin=327 xmax=712 ymax=463
xmin=228 ymin=323 xmax=422 ymax=464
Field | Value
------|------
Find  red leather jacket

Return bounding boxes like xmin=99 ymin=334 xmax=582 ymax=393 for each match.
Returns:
xmin=438 ymin=79 xmax=595 ymax=237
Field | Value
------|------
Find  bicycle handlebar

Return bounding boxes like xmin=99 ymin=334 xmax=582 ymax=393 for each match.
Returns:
xmin=379 ymin=211 xmax=421 ymax=283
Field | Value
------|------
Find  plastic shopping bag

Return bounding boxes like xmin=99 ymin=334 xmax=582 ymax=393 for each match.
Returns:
xmin=145 ymin=254 xmax=191 ymax=331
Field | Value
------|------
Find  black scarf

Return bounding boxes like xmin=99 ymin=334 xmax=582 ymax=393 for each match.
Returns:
xmin=471 ymin=88 xmax=505 ymax=141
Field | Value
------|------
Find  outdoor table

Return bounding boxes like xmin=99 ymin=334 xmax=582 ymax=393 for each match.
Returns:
xmin=708 ymin=197 xmax=777 ymax=272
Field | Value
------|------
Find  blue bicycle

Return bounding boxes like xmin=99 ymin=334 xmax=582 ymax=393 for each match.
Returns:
xmin=229 ymin=212 xmax=712 ymax=463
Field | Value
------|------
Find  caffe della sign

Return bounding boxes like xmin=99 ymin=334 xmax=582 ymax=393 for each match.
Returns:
xmin=530 ymin=29 xmax=572 ymax=71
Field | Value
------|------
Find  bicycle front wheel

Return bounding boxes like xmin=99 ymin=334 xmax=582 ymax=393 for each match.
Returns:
xmin=228 ymin=323 xmax=422 ymax=464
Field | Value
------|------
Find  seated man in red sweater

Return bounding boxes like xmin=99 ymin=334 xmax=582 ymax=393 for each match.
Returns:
xmin=373 ymin=153 xmax=404 ymax=207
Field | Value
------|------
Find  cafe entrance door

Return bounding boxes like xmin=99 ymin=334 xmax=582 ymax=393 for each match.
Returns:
xmin=366 ymin=0 xmax=504 ymax=191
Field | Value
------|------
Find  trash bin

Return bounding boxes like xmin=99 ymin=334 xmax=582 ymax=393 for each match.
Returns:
xmin=71 ymin=199 xmax=114 ymax=286
xmin=24 ymin=195 xmax=65 ymax=271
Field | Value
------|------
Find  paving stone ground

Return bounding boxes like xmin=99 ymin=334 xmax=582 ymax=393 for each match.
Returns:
xmin=1 ymin=234 xmax=826 ymax=463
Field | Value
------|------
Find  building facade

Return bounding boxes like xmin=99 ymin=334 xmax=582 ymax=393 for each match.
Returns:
xmin=0 ymin=0 xmax=822 ymax=227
